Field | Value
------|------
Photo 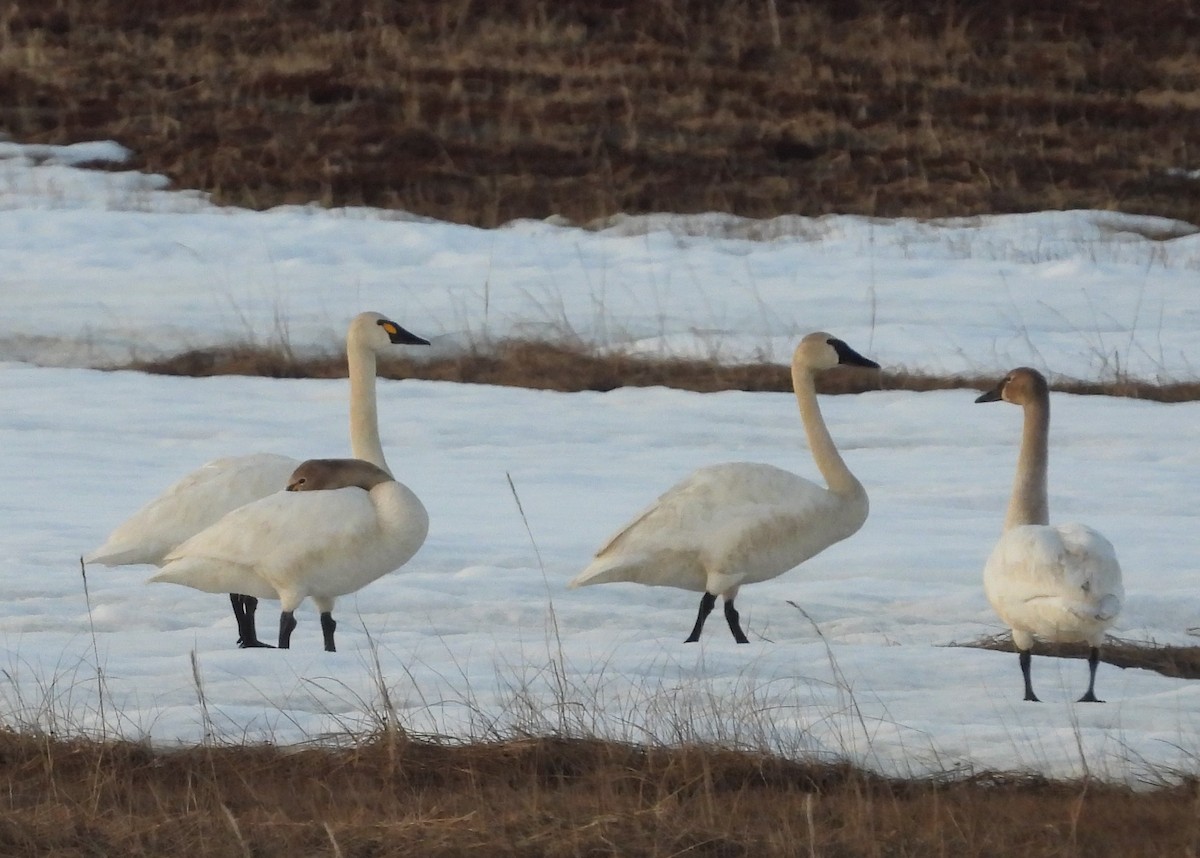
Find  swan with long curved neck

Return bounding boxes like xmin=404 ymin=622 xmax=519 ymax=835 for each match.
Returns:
xmin=569 ymin=332 xmax=879 ymax=643
xmin=150 ymin=457 xmax=428 ymax=651
xmin=84 ymin=312 xmax=428 ymax=647
xmin=977 ymin=367 xmax=1123 ymax=702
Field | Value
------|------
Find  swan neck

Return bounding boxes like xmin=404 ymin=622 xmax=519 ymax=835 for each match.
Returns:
xmin=792 ymin=362 xmax=861 ymax=497
xmin=347 ymin=340 xmax=391 ymax=475
xmin=1006 ymin=395 xmax=1050 ymax=529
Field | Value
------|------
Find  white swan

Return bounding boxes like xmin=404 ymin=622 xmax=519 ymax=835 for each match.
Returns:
xmin=149 ymin=458 xmax=428 ymax=651
xmin=977 ymin=367 xmax=1124 ymax=702
xmin=569 ymin=332 xmax=879 ymax=643
xmin=84 ymin=311 xmax=428 ymax=647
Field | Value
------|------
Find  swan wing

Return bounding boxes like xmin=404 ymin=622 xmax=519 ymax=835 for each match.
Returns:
xmin=85 ymin=453 xmax=298 ymax=566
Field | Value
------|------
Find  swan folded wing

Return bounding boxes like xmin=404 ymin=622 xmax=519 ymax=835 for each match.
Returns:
xmin=572 ymin=463 xmax=849 ymax=592
xmin=87 ymin=453 xmax=297 ymax=566
xmin=150 ymin=488 xmax=379 ymax=594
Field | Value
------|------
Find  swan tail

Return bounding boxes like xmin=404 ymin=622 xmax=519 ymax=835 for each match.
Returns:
xmin=568 ymin=554 xmax=649 ymax=588
xmin=149 ymin=557 xmax=265 ymax=598
xmin=84 ymin=543 xmax=155 ymax=567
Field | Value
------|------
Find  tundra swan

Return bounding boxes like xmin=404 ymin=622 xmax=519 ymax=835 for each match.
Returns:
xmin=569 ymin=332 xmax=879 ymax=643
xmin=84 ymin=312 xmax=428 ymax=647
xmin=977 ymin=367 xmax=1123 ymax=702
xmin=149 ymin=457 xmax=428 ymax=651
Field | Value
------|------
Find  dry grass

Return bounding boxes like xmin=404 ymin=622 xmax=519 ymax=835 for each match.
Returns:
xmin=2 ymin=0 xmax=1199 ymax=227
xmin=1 ymin=729 xmax=1198 ymax=857
xmin=127 ymin=338 xmax=1200 ymax=400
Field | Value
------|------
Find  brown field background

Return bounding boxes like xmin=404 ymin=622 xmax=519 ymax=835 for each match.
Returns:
xmin=3 ymin=0 xmax=1200 ymax=228
xmin=5 ymin=2 xmax=1200 ymax=854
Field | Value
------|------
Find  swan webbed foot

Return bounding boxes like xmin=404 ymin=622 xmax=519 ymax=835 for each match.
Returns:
xmin=238 ymin=638 xmax=274 ymax=649
xmin=1077 ymin=691 xmax=1103 ymax=703
xmin=723 ymin=598 xmax=750 ymax=644
xmin=278 ymin=610 xmax=298 ymax=649
xmin=320 ymin=611 xmax=337 ymax=652
xmin=685 ymin=592 xmax=717 ymax=643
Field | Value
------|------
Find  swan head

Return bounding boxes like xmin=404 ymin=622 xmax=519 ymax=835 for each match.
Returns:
xmin=975 ymin=367 xmax=1048 ymax=406
xmin=348 ymin=311 xmax=430 ymax=352
xmin=793 ymin=332 xmax=880 ymax=373
xmin=287 ymin=458 xmax=394 ymax=492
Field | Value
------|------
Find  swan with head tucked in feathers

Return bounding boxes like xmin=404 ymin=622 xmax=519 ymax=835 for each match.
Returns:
xmin=150 ymin=457 xmax=427 ymax=651
xmin=84 ymin=312 xmax=428 ymax=647
xmin=976 ymin=367 xmax=1123 ymax=702
xmin=569 ymin=332 xmax=879 ymax=643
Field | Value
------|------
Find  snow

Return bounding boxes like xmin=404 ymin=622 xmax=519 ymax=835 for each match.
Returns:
xmin=2 ymin=141 xmax=1200 ymax=783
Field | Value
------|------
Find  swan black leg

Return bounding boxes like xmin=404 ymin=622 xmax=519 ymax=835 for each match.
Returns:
xmin=1019 ymin=648 xmax=1040 ymax=702
xmin=231 ymin=594 xmax=272 ymax=648
xmin=685 ymin=592 xmax=717 ymax=642
xmin=724 ymin=598 xmax=750 ymax=644
xmin=279 ymin=610 xmax=298 ymax=649
xmin=1077 ymin=646 xmax=1104 ymax=703
xmin=320 ymin=611 xmax=337 ymax=652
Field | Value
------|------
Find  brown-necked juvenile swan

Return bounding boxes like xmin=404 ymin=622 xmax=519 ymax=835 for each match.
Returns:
xmin=84 ymin=312 xmax=428 ymax=648
xmin=976 ymin=367 xmax=1123 ymax=702
xmin=569 ymin=332 xmax=879 ymax=643
xmin=149 ymin=458 xmax=428 ymax=652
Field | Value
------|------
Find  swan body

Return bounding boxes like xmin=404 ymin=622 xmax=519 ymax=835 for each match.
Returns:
xmin=570 ymin=332 xmax=878 ymax=643
xmin=977 ymin=367 xmax=1124 ymax=702
xmin=85 ymin=312 xmax=428 ymax=647
xmin=150 ymin=458 xmax=428 ymax=652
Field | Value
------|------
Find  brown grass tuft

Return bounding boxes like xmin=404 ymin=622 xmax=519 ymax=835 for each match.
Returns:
xmin=127 ymin=338 xmax=1200 ymax=401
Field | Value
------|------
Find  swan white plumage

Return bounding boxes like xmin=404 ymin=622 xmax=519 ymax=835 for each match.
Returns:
xmin=84 ymin=311 xmax=428 ymax=647
xmin=569 ymin=332 xmax=879 ymax=643
xmin=977 ymin=367 xmax=1124 ymax=702
xmin=149 ymin=457 xmax=429 ymax=651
